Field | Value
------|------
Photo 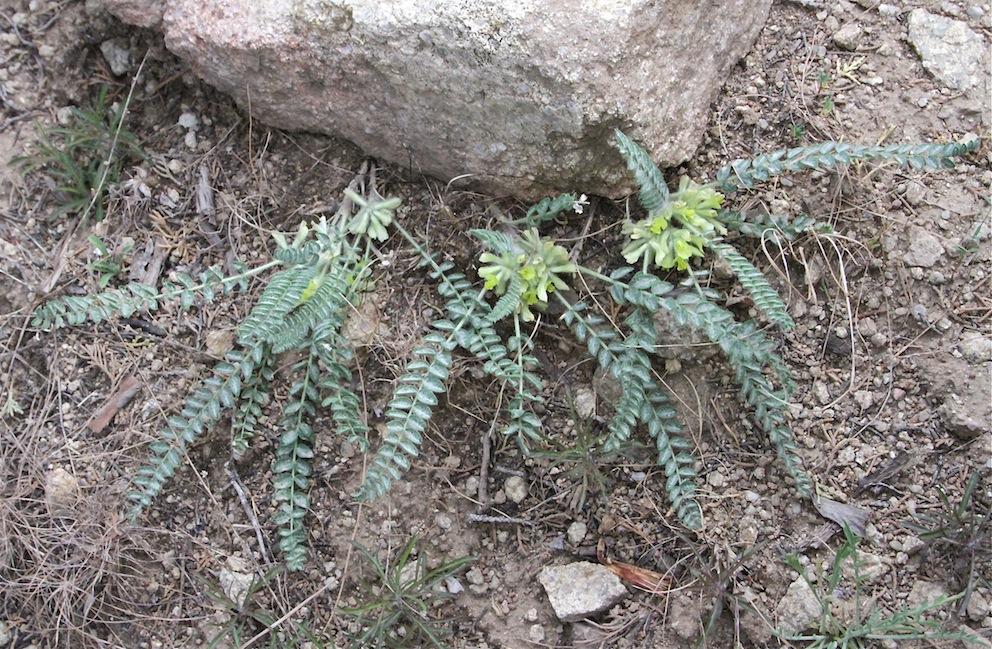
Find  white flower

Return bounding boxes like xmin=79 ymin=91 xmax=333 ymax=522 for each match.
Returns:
xmin=572 ymin=194 xmax=589 ymax=214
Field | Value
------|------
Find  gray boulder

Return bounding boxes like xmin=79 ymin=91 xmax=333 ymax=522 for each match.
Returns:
xmin=98 ymin=0 xmax=771 ymax=198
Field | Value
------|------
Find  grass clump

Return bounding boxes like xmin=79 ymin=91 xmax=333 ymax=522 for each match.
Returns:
xmin=779 ymin=526 xmax=976 ymax=648
xmin=340 ymin=535 xmax=473 ymax=648
xmin=15 ymin=84 xmax=144 ymax=223
xmin=202 ymin=565 xmax=326 ymax=649
xmin=902 ymin=470 xmax=991 ymax=618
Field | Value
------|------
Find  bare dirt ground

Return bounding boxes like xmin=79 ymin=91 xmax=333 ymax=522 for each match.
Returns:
xmin=0 ymin=1 xmax=990 ymax=648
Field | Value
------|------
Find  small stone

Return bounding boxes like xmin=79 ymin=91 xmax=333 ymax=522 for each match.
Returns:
xmin=966 ymin=590 xmax=990 ymax=622
xmin=205 ymin=329 xmax=235 ymax=357
xmin=878 ymin=4 xmax=901 ymax=17
xmin=906 ymin=580 xmax=948 ymax=609
xmin=775 ymin=576 xmax=822 ymax=635
xmin=843 ymin=551 xmax=890 ymax=584
xmin=435 ymin=512 xmax=452 ymax=531
xmin=466 ymin=567 xmax=485 ymax=585
xmin=900 ymin=535 xmax=925 ymax=555
xmin=832 ymin=23 xmax=864 ymax=50
xmin=177 ymin=112 xmax=199 ymax=130
xmin=219 ymin=556 xmax=254 ymax=608
xmin=814 ymin=381 xmax=832 ymax=405
xmin=908 ymin=9 xmax=987 ymax=92
xmin=465 ymin=566 xmax=487 ymax=594
xmin=528 ymin=624 xmax=546 ymax=642
xmin=566 ymin=521 xmax=587 ymax=546
xmin=707 ymin=470 xmax=727 ymax=488
xmin=100 ymin=38 xmax=132 ymax=76
xmin=854 ymin=390 xmax=875 ymax=410
xmin=538 ymin=562 xmax=628 ymax=622
xmin=572 ymin=386 xmax=596 ymax=420
xmin=904 ymin=182 xmax=926 ymax=206
xmin=958 ymin=333 xmax=992 ymax=363
xmin=965 ymin=5 xmax=985 ymax=19
xmin=858 ymin=317 xmax=878 ymax=337
xmin=45 ymin=466 xmax=79 ymax=513
xmin=504 ymin=476 xmax=528 ymax=504
xmin=904 ymin=227 xmax=945 ymax=267
xmin=939 ymin=395 xmax=988 ymax=439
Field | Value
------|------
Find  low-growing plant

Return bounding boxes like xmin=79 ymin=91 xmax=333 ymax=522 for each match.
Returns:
xmin=202 ymin=565 xmax=326 ymax=649
xmin=86 ymin=234 xmax=133 ymax=288
xmin=531 ymin=388 xmax=629 ymax=512
xmin=355 ymin=132 xmax=979 ymax=531
xmin=902 ymin=470 xmax=991 ymax=617
xmin=32 ymin=180 xmax=395 ymax=570
xmin=15 ymin=84 xmax=144 ymax=223
xmin=30 ymin=133 xmax=978 ymax=573
xmin=779 ymin=526 xmax=976 ymax=648
xmin=339 ymin=535 xmax=474 ymax=648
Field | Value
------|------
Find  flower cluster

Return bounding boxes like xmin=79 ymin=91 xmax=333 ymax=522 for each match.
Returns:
xmin=621 ymin=177 xmax=726 ymax=270
xmin=344 ymin=188 xmax=399 ymax=242
xmin=478 ymin=229 xmax=576 ymax=321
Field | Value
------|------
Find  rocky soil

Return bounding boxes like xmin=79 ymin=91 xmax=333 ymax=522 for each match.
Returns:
xmin=0 ymin=1 xmax=989 ymax=648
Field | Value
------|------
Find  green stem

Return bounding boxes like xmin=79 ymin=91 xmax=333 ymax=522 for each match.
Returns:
xmin=161 ymin=258 xmax=282 ymax=300
xmin=574 ymin=265 xmax=625 ymax=287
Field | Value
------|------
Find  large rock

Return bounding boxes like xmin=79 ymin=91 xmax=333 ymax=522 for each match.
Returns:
xmin=99 ymin=0 xmax=772 ymax=198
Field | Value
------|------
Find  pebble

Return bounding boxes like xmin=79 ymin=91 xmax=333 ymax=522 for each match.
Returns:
xmin=707 ymin=470 xmax=727 ymax=488
xmin=572 ymin=386 xmax=596 ymax=420
xmin=904 ymin=227 xmax=944 ymax=267
xmin=858 ymin=317 xmax=878 ymax=337
xmin=813 ymin=381 xmax=832 ymax=405
xmin=45 ymin=466 xmax=79 ymax=513
xmin=775 ymin=576 xmax=821 ymax=635
xmin=435 ymin=512 xmax=452 ymax=531
xmin=177 ymin=112 xmax=199 ymax=130
xmin=854 ymin=390 xmax=874 ymax=410
xmin=958 ymin=333 xmax=992 ymax=363
xmin=906 ymin=580 xmax=948 ymax=609
xmin=1 ymin=619 xmax=15 ymax=644
xmin=832 ymin=23 xmax=864 ymax=50
xmin=504 ymin=476 xmax=528 ymax=504
xmin=908 ymin=9 xmax=986 ymax=92
xmin=566 ymin=521 xmax=587 ymax=545
xmin=219 ymin=556 xmax=253 ymax=608
xmin=904 ymin=182 xmax=926 ymax=206
xmin=466 ymin=567 xmax=487 ymax=594
xmin=100 ymin=38 xmax=132 ymax=76
xmin=538 ymin=562 xmax=628 ymax=622
xmin=967 ymin=591 xmax=990 ymax=622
